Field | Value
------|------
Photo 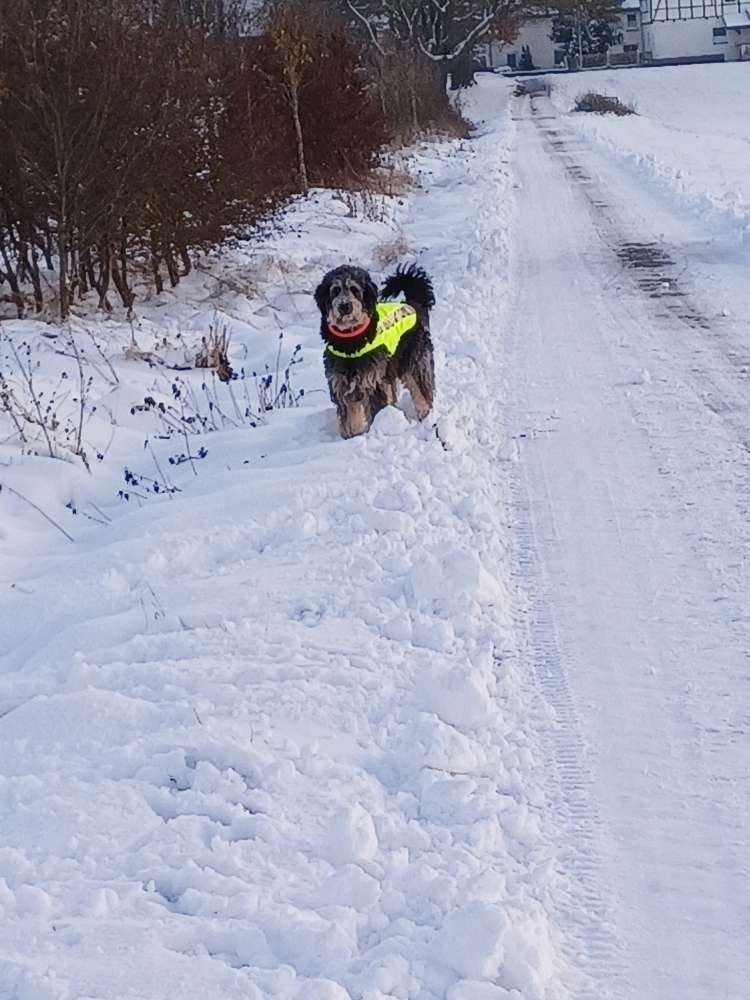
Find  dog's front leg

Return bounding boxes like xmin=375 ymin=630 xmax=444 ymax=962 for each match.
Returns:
xmin=383 ymin=380 xmax=398 ymax=408
xmin=403 ymin=373 xmax=433 ymax=421
xmin=340 ymin=399 xmax=369 ymax=438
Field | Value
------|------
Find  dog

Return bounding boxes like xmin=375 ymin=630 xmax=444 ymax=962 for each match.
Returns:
xmin=313 ymin=263 xmax=435 ymax=439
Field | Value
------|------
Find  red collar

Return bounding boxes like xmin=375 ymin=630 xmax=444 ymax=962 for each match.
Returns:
xmin=327 ymin=317 xmax=371 ymax=339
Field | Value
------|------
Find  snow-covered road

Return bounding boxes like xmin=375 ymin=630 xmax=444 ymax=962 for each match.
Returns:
xmin=510 ymin=92 xmax=750 ymax=1000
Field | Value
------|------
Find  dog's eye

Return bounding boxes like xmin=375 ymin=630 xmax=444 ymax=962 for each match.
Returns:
xmin=350 ymin=286 xmax=362 ymax=300
xmin=331 ymin=284 xmax=341 ymax=296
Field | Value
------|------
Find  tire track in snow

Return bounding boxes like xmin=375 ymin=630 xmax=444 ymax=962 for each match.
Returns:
xmin=511 ymin=90 xmax=750 ymax=1000
xmin=530 ymin=95 xmax=750 ymax=458
xmin=528 ymin=94 xmax=750 ymax=651
xmin=509 ymin=101 xmax=629 ymax=1000
xmin=511 ymin=450 xmax=628 ymax=1000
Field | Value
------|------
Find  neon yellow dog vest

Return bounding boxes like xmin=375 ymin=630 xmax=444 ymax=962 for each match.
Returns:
xmin=327 ymin=303 xmax=417 ymax=360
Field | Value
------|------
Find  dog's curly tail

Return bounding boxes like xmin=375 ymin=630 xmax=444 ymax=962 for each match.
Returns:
xmin=381 ymin=264 xmax=435 ymax=310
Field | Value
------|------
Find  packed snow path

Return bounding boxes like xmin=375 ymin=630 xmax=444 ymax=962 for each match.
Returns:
xmin=510 ymin=92 xmax=750 ymax=1000
xmin=0 ymin=84 xmax=565 ymax=1000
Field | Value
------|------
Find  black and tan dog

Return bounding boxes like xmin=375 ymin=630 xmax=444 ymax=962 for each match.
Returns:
xmin=314 ymin=263 xmax=435 ymax=438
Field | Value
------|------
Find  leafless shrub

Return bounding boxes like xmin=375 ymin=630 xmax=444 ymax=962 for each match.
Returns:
xmin=369 ymin=166 xmax=415 ymax=197
xmin=367 ymin=47 xmax=472 ymax=142
xmin=339 ymin=189 xmax=390 ymax=223
xmin=130 ymin=332 xmax=303 ymax=449
xmin=0 ymin=0 xmax=391 ymax=321
xmin=195 ymin=317 xmax=234 ymax=383
xmin=573 ymin=92 xmax=636 ymax=116
xmin=373 ymin=236 xmax=412 ymax=269
xmin=0 ymin=330 xmax=109 ymax=471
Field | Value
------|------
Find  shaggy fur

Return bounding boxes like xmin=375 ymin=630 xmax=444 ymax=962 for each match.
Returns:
xmin=314 ymin=263 xmax=435 ymax=438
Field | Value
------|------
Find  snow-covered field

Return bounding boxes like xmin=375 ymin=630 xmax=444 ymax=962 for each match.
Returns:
xmin=1 ymin=81 xmax=570 ymax=1000
xmin=550 ymin=63 xmax=750 ymax=236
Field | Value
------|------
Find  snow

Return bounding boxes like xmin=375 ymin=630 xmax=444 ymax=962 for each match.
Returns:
xmin=723 ymin=10 xmax=750 ymax=27
xmin=5 ymin=63 xmax=750 ymax=1000
xmin=0 ymin=78 xmax=563 ymax=1000
xmin=549 ymin=63 xmax=750 ymax=237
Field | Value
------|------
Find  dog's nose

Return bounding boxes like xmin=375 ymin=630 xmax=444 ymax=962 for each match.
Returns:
xmin=339 ymin=301 xmax=352 ymax=316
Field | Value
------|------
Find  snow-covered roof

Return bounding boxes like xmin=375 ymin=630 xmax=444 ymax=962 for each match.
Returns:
xmin=723 ymin=10 xmax=750 ymax=27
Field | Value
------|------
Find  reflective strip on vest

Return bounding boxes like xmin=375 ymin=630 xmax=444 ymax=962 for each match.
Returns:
xmin=327 ymin=303 xmax=417 ymax=360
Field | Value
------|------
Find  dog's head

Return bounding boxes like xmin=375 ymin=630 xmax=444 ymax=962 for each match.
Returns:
xmin=314 ymin=266 xmax=378 ymax=336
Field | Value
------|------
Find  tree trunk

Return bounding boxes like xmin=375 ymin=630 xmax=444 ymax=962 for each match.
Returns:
xmin=0 ymin=236 xmax=24 ymax=319
xmin=111 ymin=222 xmax=135 ymax=316
xmin=17 ymin=235 xmax=29 ymax=284
xmin=377 ymin=58 xmax=388 ymax=119
xmin=405 ymin=50 xmax=422 ymax=135
xmin=449 ymin=48 xmax=476 ymax=90
xmin=25 ymin=241 xmax=44 ymax=313
xmin=164 ymin=246 xmax=180 ymax=288
xmin=79 ymin=245 xmax=95 ymax=299
xmin=69 ymin=245 xmax=80 ymax=304
xmin=58 ymin=225 xmax=70 ymax=320
xmin=179 ymin=245 xmax=192 ymax=276
xmin=411 ymin=88 xmax=419 ymax=134
xmin=289 ymin=86 xmax=309 ymax=193
xmin=43 ymin=228 xmax=54 ymax=270
xmin=150 ymin=237 xmax=164 ymax=295
xmin=94 ymin=240 xmax=112 ymax=312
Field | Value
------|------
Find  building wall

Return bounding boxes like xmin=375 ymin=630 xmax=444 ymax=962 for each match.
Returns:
xmin=643 ymin=16 xmax=723 ymax=56
xmin=642 ymin=0 xmax=750 ymax=59
xmin=482 ymin=18 xmax=558 ymax=70
xmin=508 ymin=18 xmax=559 ymax=70
xmin=480 ymin=1 xmax=750 ymax=68
xmin=643 ymin=0 xmax=748 ymax=22
xmin=481 ymin=14 xmax=639 ymax=71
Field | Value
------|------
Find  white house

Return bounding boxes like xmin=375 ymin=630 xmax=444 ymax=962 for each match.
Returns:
xmin=484 ymin=15 xmax=557 ymax=71
xmin=641 ymin=0 xmax=750 ymax=61
xmin=478 ymin=0 xmax=750 ymax=70
xmin=478 ymin=4 xmax=643 ymax=71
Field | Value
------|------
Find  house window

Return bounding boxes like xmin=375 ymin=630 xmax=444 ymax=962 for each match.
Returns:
xmin=507 ymin=52 xmax=517 ymax=68
xmin=627 ymin=13 xmax=638 ymax=26
xmin=713 ymin=26 xmax=727 ymax=42
xmin=624 ymin=43 xmax=639 ymax=52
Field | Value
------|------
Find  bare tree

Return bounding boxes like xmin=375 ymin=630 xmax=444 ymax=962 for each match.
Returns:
xmin=0 ymin=0 xmax=390 ymax=320
xmin=257 ymin=3 xmax=314 ymax=193
xmin=0 ymin=0 xmax=182 ymax=317
xmin=551 ymin=0 xmax=624 ymax=68
xmin=342 ymin=0 xmax=523 ymax=72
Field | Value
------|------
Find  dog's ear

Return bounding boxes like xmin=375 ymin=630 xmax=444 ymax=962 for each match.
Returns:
xmin=314 ymin=274 xmax=331 ymax=316
xmin=363 ymin=274 xmax=379 ymax=313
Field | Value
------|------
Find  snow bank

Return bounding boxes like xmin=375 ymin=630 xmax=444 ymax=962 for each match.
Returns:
xmin=0 ymin=78 xmax=562 ymax=999
xmin=550 ymin=64 xmax=750 ymax=237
